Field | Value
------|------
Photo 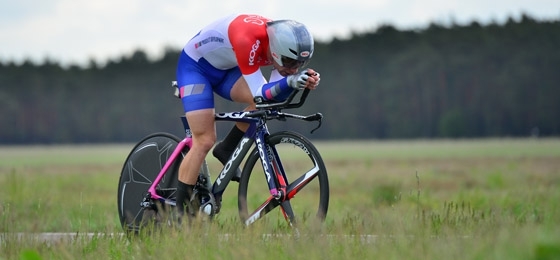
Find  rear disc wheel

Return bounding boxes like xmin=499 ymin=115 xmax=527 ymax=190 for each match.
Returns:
xmin=117 ymin=133 xmax=184 ymax=234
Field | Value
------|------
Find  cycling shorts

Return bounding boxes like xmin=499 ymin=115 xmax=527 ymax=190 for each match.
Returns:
xmin=175 ymin=51 xmax=242 ymax=113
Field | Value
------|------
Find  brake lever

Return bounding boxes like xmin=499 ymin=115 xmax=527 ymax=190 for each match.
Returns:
xmin=309 ymin=113 xmax=323 ymax=134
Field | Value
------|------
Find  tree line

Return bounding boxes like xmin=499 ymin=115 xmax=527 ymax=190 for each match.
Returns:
xmin=1 ymin=14 xmax=559 ymax=144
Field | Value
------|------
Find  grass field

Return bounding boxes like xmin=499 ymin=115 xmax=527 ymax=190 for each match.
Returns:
xmin=1 ymin=138 xmax=560 ymax=259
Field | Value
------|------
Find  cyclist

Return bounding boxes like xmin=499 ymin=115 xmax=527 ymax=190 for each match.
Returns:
xmin=175 ymin=14 xmax=321 ymax=219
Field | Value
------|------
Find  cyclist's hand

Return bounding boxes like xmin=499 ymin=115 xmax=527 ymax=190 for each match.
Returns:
xmin=287 ymin=71 xmax=309 ymax=90
xmin=305 ymin=69 xmax=320 ymax=90
xmin=287 ymin=69 xmax=321 ymax=90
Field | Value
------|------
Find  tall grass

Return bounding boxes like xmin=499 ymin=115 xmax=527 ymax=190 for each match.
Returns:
xmin=1 ymin=139 xmax=560 ymax=259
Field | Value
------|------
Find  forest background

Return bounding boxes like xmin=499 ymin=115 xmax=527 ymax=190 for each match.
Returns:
xmin=1 ymin=14 xmax=558 ymax=144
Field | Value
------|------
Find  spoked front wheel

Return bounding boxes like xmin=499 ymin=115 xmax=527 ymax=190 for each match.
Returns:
xmin=117 ymin=132 xmax=183 ymax=234
xmin=237 ymin=131 xmax=329 ymax=229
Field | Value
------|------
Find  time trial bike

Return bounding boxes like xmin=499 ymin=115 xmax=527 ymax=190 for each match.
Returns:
xmin=117 ymin=85 xmax=329 ymax=233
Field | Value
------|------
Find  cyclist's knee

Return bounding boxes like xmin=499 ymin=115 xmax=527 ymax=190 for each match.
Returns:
xmin=192 ymin=133 xmax=216 ymax=153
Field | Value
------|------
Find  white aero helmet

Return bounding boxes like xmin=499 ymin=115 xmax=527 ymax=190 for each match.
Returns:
xmin=267 ymin=20 xmax=314 ymax=69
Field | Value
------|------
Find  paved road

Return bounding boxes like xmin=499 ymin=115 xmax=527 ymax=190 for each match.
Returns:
xmin=1 ymin=233 xmax=384 ymax=244
xmin=0 ymin=233 xmax=124 ymax=244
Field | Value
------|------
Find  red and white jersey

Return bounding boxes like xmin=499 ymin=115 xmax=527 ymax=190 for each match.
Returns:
xmin=183 ymin=14 xmax=283 ymax=95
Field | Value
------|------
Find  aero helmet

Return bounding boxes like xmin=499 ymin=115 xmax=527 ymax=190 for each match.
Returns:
xmin=266 ymin=20 xmax=314 ymax=69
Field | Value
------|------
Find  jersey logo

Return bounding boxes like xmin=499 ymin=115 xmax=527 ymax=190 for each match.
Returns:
xmin=249 ymin=40 xmax=260 ymax=66
xmin=194 ymin=36 xmax=225 ymax=48
xmin=243 ymin=15 xmax=271 ymax=25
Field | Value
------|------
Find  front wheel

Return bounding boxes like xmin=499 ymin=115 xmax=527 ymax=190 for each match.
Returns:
xmin=237 ymin=131 xmax=329 ymax=229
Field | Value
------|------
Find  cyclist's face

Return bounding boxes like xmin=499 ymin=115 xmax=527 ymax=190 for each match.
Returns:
xmin=273 ymin=58 xmax=299 ymax=76
xmin=281 ymin=56 xmax=305 ymax=69
xmin=268 ymin=48 xmax=302 ymax=76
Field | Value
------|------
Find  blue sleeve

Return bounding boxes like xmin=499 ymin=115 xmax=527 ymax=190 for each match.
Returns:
xmin=260 ymin=77 xmax=294 ymax=101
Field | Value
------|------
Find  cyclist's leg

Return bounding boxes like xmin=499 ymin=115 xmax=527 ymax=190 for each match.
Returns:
xmin=213 ymin=71 xmax=255 ymax=180
xmin=213 ymin=66 xmax=257 ymax=119
xmin=175 ymin=53 xmax=219 ymax=217
xmin=229 ymin=72 xmax=257 ymax=123
xmin=177 ymin=109 xmax=216 ymax=216
xmin=213 ymin=126 xmax=244 ymax=163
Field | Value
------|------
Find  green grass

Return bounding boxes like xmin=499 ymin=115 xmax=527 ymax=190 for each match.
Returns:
xmin=1 ymin=138 xmax=560 ymax=259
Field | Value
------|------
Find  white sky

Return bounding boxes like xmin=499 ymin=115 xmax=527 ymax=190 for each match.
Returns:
xmin=1 ymin=0 xmax=559 ymax=66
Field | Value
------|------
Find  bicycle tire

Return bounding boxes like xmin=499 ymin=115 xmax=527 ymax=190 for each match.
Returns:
xmin=117 ymin=132 xmax=184 ymax=233
xmin=237 ymin=131 xmax=329 ymax=228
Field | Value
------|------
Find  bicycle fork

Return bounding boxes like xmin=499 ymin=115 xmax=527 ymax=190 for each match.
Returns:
xmin=246 ymin=135 xmax=294 ymax=226
xmin=268 ymin=144 xmax=298 ymax=226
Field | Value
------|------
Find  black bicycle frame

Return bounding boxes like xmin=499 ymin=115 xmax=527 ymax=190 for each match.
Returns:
xmin=146 ymin=89 xmax=320 ymax=224
xmin=181 ymin=110 xmax=284 ymax=204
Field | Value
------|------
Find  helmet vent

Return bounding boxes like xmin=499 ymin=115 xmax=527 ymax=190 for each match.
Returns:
xmin=289 ymin=49 xmax=298 ymax=55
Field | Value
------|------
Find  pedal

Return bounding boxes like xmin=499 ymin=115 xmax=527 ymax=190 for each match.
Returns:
xmin=197 ymin=190 xmax=218 ymax=217
xmin=140 ymin=192 xmax=157 ymax=210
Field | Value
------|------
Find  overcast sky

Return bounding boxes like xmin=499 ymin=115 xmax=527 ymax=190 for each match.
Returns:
xmin=1 ymin=0 xmax=559 ymax=66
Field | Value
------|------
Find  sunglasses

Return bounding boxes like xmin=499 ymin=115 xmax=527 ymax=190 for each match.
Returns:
xmin=281 ymin=56 xmax=306 ymax=69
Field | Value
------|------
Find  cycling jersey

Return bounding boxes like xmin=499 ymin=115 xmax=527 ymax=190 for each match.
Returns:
xmin=176 ymin=14 xmax=293 ymax=112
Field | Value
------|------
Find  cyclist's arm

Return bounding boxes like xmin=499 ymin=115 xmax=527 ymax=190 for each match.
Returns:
xmin=244 ymin=71 xmax=293 ymax=101
xmin=228 ymin=20 xmax=293 ymax=101
xmin=232 ymin=40 xmax=292 ymax=101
